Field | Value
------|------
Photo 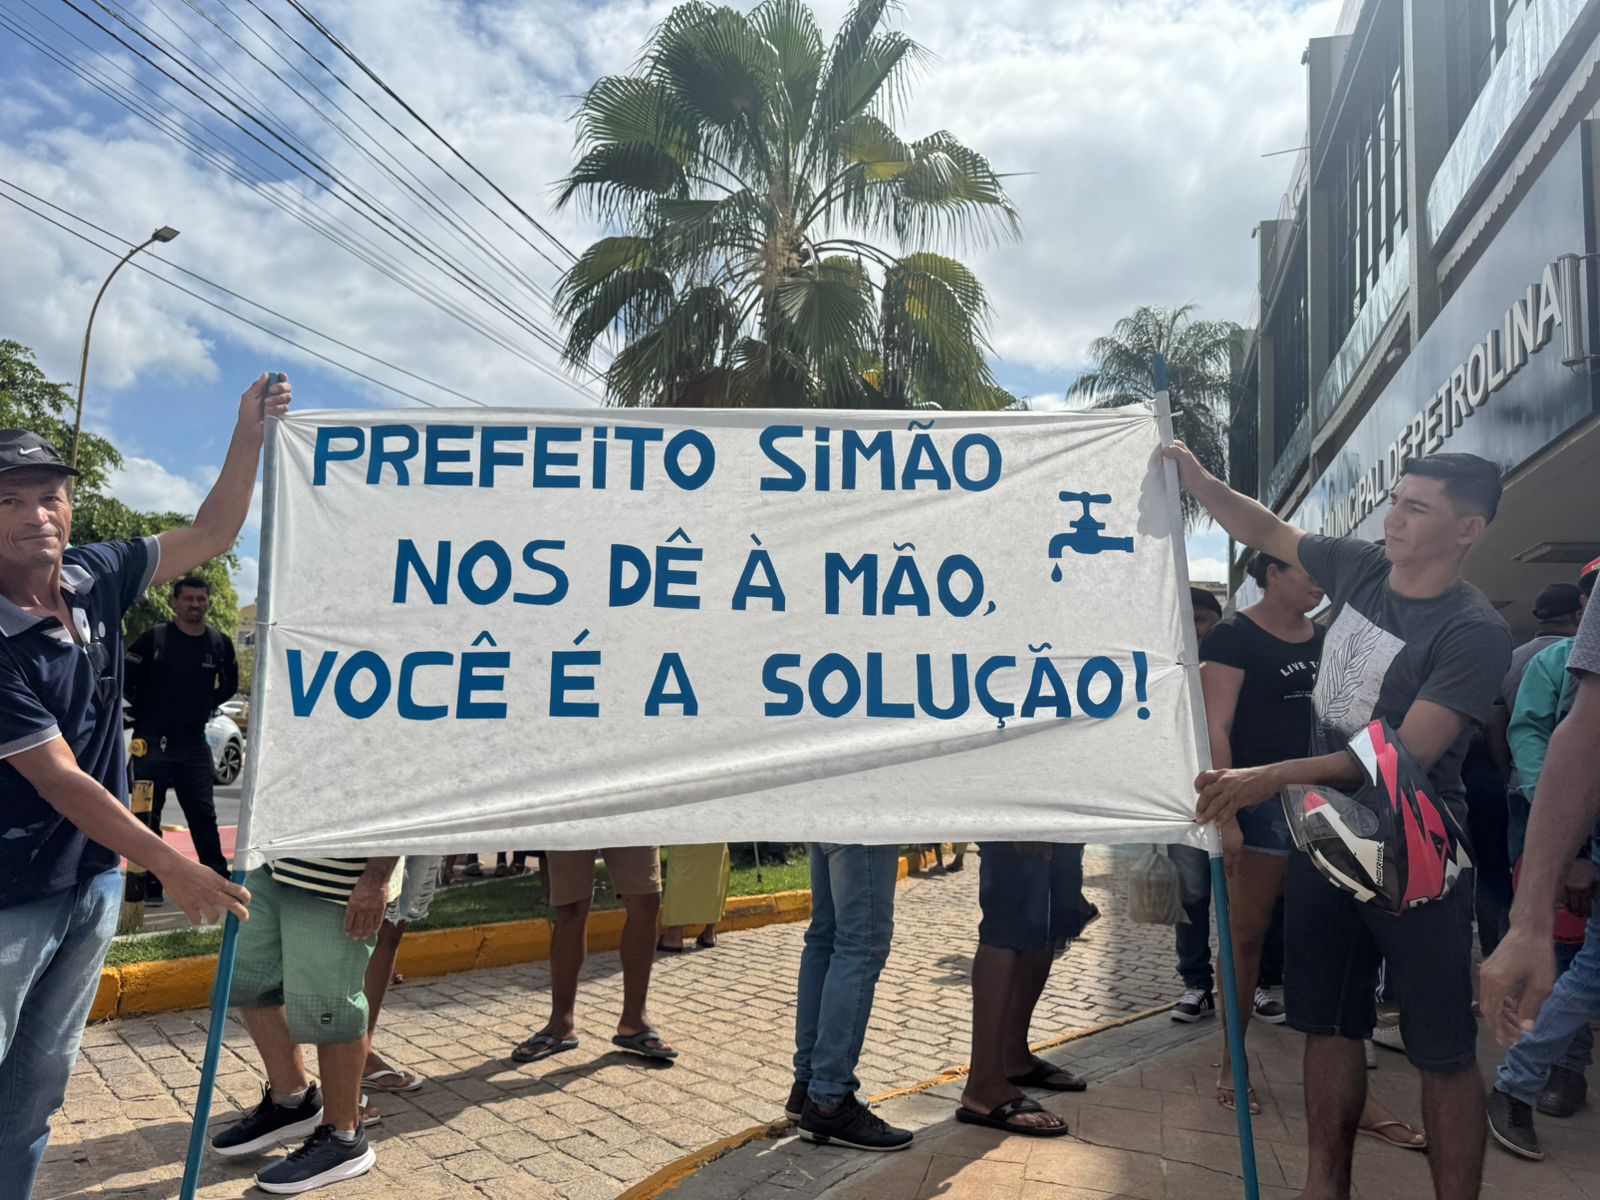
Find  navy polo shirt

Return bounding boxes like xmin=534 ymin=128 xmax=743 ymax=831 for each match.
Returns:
xmin=0 ymin=537 xmax=159 ymax=909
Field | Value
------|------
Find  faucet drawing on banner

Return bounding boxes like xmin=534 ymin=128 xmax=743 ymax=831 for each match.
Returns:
xmin=1048 ymin=490 xmax=1134 ymax=581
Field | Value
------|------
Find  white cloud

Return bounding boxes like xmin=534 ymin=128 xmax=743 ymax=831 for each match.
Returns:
xmin=232 ymin=555 xmax=259 ymax=607
xmin=0 ymin=0 xmax=1334 ymax=417
xmin=109 ymin=455 xmax=207 ymax=516
xmin=1187 ymin=556 xmax=1229 ymax=585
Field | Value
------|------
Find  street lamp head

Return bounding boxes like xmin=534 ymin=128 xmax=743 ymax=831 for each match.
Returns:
xmin=153 ymin=226 xmax=180 ymax=243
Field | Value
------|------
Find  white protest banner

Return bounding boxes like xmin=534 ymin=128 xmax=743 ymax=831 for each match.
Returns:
xmin=241 ymin=406 xmax=1210 ymax=863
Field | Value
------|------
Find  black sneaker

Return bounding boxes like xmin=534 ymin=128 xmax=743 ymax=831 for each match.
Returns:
xmin=785 ymin=1080 xmax=809 ymax=1122
xmin=1488 ymin=1088 xmax=1543 ymax=1160
xmin=211 ymin=1083 xmax=324 ymax=1157
xmin=1538 ymin=1065 xmax=1588 ymax=1118
xmin=799 ymin=1095 xmax=913 ymax=1152
xmin=1171 ymin=988 xmax=1215 ymax=1023
xmin=256 ymin=1126 xmax=376 ymax=1194
xmin=1252 ymin=988 xmax=1286 ymax=1025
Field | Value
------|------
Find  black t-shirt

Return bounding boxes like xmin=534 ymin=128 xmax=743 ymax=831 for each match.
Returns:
xmin=1200 ymin=613 xmax=1324 ymax=768
xmin=125 ymin=623 xmax=238 ymax=744
xmin=1299 ymin=535 xmax=1512 ymax=822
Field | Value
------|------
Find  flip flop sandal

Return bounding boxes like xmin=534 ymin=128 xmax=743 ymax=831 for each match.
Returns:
xmin=511 ymin=1033 xmax=579 ymax=1064
xmin=656 ymin=939 xmax=687 ymax=954
xmin=1358 ymin=1120 xmax=1427 ymax=1152
xmin=612 ymin=1029 xmax=679 ymax=1060
xmin=954 ymin=1097 xmax=1070 ymax=1138
xmin=1007 ymin=1061 xmax=1087 ymax=1093
xmin=362 ymin=1068 xmax=424 ymax=1093
xmin=463 ymin=863 xmax=484 ymax=878
xmin=696 ymin=933 xmax=718 ymax=949
xmin=358 ymin=1094 xmax=381 ymax=1127
xmin=1217 ymin=1082 xmax=1261 ymax=1114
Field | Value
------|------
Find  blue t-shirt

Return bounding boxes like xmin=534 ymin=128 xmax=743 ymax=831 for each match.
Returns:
xmin=0 ymin=536 xmax=159 ymax=909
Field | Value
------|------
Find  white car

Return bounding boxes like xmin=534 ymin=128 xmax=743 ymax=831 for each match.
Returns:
xmin=205 ymin=712 xmax=245 ymax=785
xmin=122 ymin=709 xmax=246 ymax=785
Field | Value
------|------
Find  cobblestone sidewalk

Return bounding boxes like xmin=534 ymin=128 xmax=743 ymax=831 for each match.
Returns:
xmin=671 ymin=1014 xmax=1600 ymax=1200
xmin=38 ymin=848 xmax=1185 ymax=1200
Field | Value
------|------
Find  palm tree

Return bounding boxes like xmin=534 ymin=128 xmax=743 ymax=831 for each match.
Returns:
xmin=554 ymin=0 xmax=1022 ymax=409
xmin=1066 ymin=305 xmax=1240 ymax=527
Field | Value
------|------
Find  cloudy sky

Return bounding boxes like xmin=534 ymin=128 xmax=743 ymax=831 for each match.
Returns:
xmin=0 ymin=0 xmax=1335 ymax=601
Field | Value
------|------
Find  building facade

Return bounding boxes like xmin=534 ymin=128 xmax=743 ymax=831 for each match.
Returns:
xmin=1235 ymin=0 xmax=1600 ymax=635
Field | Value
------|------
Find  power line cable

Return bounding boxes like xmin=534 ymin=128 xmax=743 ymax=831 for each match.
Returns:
xmin=151 ymin=0 xmax=566 ymax=321
xmin=0 ymin=175 xmax=506 ymax=408
xmin=208 ymin=0 xmax=572 ymax=300
xmin=6 ymin=8 xmax=594 ymax=395
xmin=0 ymin=187 xmax=454 ymax=407
xmin=277 ymin=0 xmax=581 ymax=266
xmin=56 ymin=0 xmax=589 ymax=374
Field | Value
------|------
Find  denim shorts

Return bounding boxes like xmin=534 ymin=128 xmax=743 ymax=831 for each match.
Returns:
xmin=977 ymin=843 xmax=1095 ymax=956
xmin=1283 ymin=851 xmax=1477 ymax=1072
xmin=385 ymin=855 xmax=442 ymax=925
xmin=1236 ymin=796 xmax=1294 ymax=857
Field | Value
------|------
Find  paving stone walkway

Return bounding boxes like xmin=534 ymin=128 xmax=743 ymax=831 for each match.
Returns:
xmin=670 ymin=1016 xmax=1600 ymax=1200
xmin=38 ymin=848 xmax=1182 ymax=1200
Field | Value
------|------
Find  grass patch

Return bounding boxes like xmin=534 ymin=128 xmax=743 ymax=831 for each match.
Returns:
xmin=104 ymin=850 xmax=826 ymax=967
xmin=106 ymin=927 xmax=223 ymax=966
xmin=728 ymin=858 xmax=810 ymax=896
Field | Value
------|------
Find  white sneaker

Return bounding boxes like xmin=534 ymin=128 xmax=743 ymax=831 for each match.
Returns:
xmin=1371 ymin=1023 xmax=1406 ymax=1054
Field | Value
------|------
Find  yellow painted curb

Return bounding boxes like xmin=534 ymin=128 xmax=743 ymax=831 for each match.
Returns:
xmin=83 ymin=850 xmax=959 ymax=1027
xmin=616 ymin=1000 xmax=1178 ymax=1200
xmin=614 ymin=1120 xmax=792 ymax=1200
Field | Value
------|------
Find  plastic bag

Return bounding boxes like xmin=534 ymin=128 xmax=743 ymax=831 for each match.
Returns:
xmin=1125 ymin=845 xmax=1189 ymax=925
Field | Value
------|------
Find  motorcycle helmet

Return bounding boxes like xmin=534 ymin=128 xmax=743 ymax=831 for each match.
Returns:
xmin=1281 ymin=719 xmax=1472 ymax=913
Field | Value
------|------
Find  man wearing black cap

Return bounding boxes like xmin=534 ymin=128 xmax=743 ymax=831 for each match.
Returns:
xmin=0 ymin=374 xmax=289 ymax=1196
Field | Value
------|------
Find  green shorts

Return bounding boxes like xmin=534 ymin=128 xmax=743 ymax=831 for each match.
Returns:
xmin=230 ymin=868 xmax=376 ymax=1045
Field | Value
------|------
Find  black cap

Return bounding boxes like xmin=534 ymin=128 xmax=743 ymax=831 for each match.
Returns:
xmin=0 ymin=429 xmax=77 ymax=478
xmin=1533 ymin=582 xmax=1582 ymax=621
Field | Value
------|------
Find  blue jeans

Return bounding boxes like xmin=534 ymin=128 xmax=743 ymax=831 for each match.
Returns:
xmin=1497 ymin=911 xmax=1600 ymax=1105
xmin=793 ymin=844 xmax=898 ymax=1108
xmin=1169 ymin=845 xmax=1213 ymax=991
xmin=0 ymin=869 xmax=121 ymax=1199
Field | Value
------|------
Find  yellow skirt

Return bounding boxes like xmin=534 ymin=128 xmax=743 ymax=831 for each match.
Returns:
xmin=661 ymin=843 xmax=731 ymax=927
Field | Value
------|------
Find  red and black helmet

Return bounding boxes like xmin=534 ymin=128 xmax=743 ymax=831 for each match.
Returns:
xmin=1282 ymin=720 xmax=1472 ymax=913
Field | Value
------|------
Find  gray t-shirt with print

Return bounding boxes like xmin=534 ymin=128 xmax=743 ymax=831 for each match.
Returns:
xmin=1569 ymin=599 xmax=1600 ymax=679
xmin=1298 ymin=535 xmax=1513 ymax=823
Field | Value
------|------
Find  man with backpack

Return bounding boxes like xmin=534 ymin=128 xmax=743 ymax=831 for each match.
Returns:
xmin=124 ymin=575 xmax=239 ymax=895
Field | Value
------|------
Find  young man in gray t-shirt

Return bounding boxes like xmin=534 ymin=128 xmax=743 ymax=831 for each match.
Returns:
xmin=1167 ymin=444 xmax=1511 ymax=1200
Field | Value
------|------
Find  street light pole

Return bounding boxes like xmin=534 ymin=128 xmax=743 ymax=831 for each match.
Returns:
xmin=72 ymin=225 xmax=179 ymax=470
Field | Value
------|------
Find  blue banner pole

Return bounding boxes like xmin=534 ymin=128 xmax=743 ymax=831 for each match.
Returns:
xmin=179 ymin=893 xmax=244 ymax=1200
xmin=179 ymin=393 xmax=282 ymax=1200
xmin=1211 ymin=854 xmax=1263 ymax=1200
xmin=1151 ymin=352 xmax=1260 ymax=1198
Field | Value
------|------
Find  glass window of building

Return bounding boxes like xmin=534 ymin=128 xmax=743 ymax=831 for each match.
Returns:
xmin=1448 ymin=0 xmax=1534 ymax=134
xmin=1269 ymin=237 xmax=1309 ymax=458
xmin=1326 ymin=5 xmax=1405 ymax=355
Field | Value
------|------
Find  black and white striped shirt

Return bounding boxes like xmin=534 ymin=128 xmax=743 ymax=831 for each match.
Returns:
xmin=267 ymin=857 xmax=371 ymax=903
